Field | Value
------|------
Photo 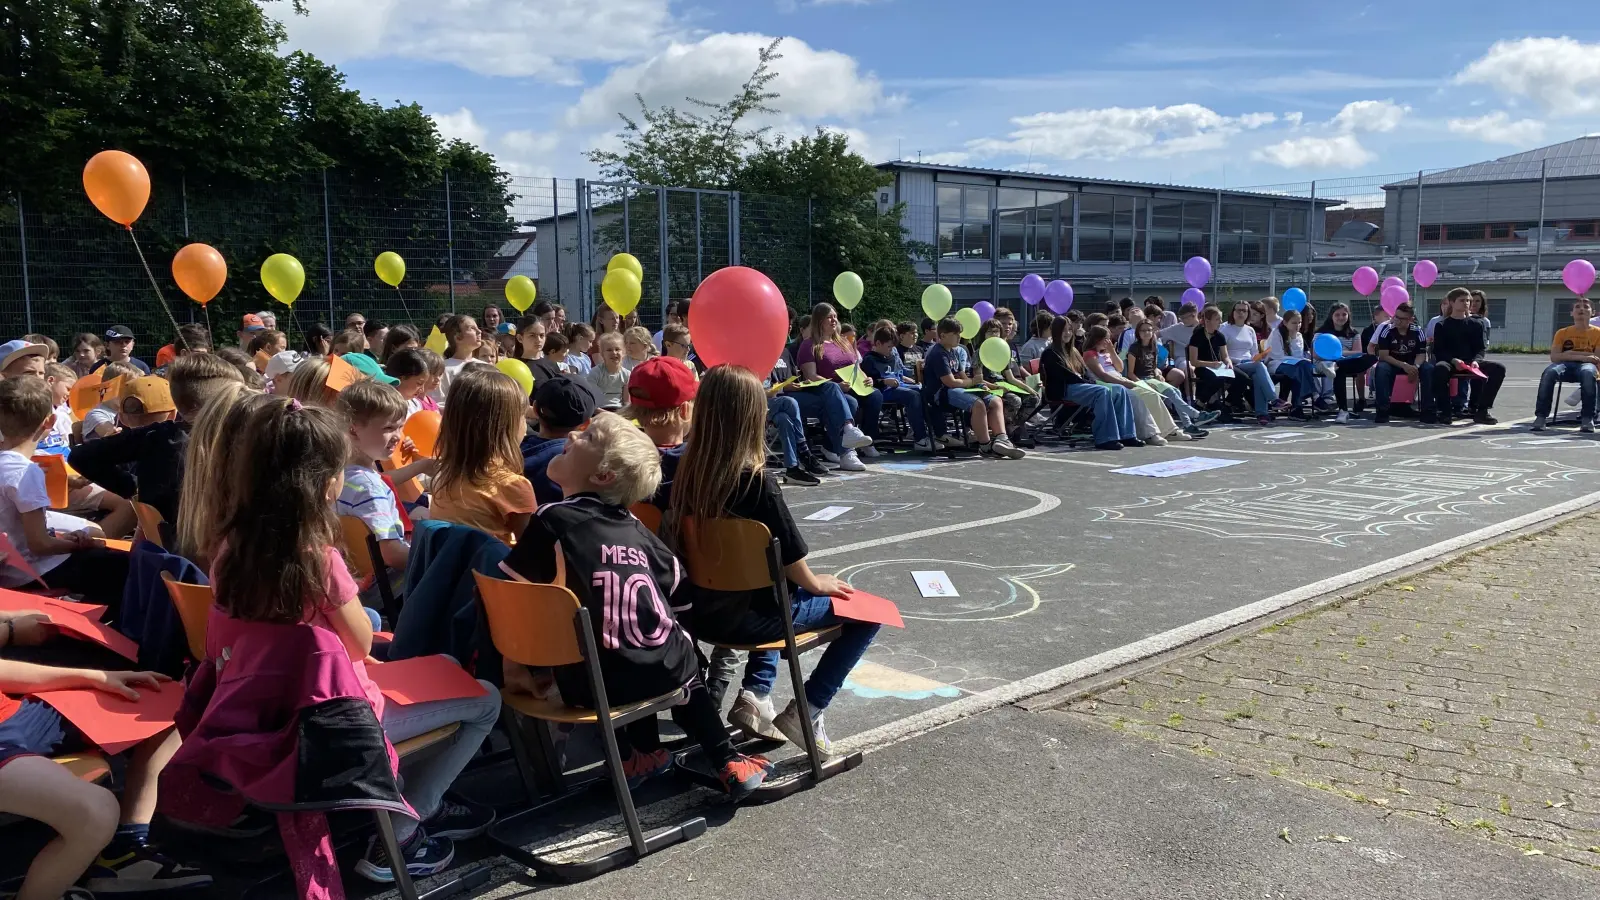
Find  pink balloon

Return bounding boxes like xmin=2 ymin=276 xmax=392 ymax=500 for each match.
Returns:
xmin=1351 ymin=266 xmax=1379 ymax=296
xmin=1413 ymin=259 xmax=1439 ymax=288
xmin=688 ymin=266 xmax=788 ymax=375
xmin=973 ymin=300 xmax=996 ymax=323
xmin=1380 ymin=283 xmax=1409 ymax=316
xmin=1563 ymin=259 xmax=1597 ymax=296
xmin=1382 ymin=276 xmax=1405 ymax=293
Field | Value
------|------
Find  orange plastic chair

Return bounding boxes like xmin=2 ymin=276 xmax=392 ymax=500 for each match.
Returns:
xmin=132 ymin=501 xmax=166 ymax=549
xmin=474 ymin=571 xmax=704 ymax=881
xmin=338 ymin=516 xmax=398 ymax=618
xmin=160 ymin=572 xmax=213 ymax=661
xmin=629 ymin=502 xmax=662 ymax=534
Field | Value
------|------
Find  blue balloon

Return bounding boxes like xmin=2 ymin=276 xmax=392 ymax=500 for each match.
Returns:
xmin=1313 ymin=333 xmax=1343 ymax=361
xmin=1281 ymin=287 xmax=1307 ymax=313
xmin=1157 ymin=345 xmax=1169 ymax=366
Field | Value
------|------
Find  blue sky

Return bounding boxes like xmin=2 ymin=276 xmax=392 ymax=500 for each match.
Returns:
xmin=268 ymin=1 xmax=1600 ymax=196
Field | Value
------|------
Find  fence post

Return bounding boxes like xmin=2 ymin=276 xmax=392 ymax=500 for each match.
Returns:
xmin=321 ymin=170 xmax=335 ymax=327
xmin=695 ymin=191 xmax=703 ymax=285
xmin=445 ymin=172 xmax=456 ymax=314
xmin=1212 ymin=189 xmax=1222 ymax=295
xmin=576 ymin=178 xmax=591 ymax=320
xmin=16 ymin=193 xmax=33 ymax=334
xmin=1533 ymin=158 xmax=1547 ymax=347
xmin=806 ymin=198 xmax=813 ymax=306
xmin=622 ymin=191 xmax=631 ymax=254
xmin=1306 ymin=181 xmax=1316 ymax=302
xmin=657 ymin=186 xmax=669 ymax=321
xmin=730 ymin=192 xmax=741 ymax=267
xmin=551 ymin=177 xmax=561 ymax=305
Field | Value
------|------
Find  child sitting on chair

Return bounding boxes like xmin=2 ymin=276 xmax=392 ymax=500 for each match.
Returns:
xmin=499 ymin=411 xmax=773 ymax=799
xmin=337 ymin=381 xmax=435 ymax=607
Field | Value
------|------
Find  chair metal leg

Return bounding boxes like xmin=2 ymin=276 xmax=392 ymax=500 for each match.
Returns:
xmin=502 ymin=708 xmax=544 ymax=804
xmin=375 ymin=811 xmax=420 ymax=900
xmin=595 ymin=718 xmax=648 ymax=857
xmin=783 ymin=642 xmax=826 ymax=781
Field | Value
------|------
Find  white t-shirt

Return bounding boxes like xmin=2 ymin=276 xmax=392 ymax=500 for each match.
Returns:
xmin=38 ymin=405 xmax=73 ymax=454
xmin=0 ymin=450 xmax=70 ymax=585
xmin=1219 ymin=323 xmax=1261 ymax=364
xmin=80 ymin=403 xmax=118 ymax=442
xmin=432 ymin=357 xmax=489 ymax=405
xmin=1422 ymin=315 xmax=1445 ymax=341
xmin=1266 ymin=329 xmax=1306 ymax=372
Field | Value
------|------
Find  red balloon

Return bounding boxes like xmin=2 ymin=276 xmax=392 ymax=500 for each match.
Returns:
xmin=689 ymin=266 xmax=788 ymax=375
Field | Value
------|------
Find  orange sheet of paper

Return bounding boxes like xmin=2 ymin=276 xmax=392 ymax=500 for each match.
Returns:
xmin=830 ymin=589 xmax=905 ymax=629
xmin=32 ymin=454 xmax=69 ymax=509
xmin=34 ymin=680 xmax=182 ymax=754
xmin=325 ymin=354 xmax=361 ymax=393
xmin=98 ymin=538 xmax=133 ymax=553
xmin=368 ymin=655 xmax=487 ymax=706
xmin=0 ymin=589 xmax=140 ymax=659
xmin=69 ymin=375 xmax=124 ymax=420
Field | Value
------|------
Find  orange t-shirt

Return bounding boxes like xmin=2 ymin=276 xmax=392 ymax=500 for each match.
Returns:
xmin=429 ymin=468 xmax=537 ymax=544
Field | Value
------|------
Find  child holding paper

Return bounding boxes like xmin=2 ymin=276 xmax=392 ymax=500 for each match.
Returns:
xmin=337 ymin=382 xmax=435 ymax=606
xmin=860 ymin=326 xmax=931 ymax=451
xmin=920 ymin=318 xmax=1023 ymax=458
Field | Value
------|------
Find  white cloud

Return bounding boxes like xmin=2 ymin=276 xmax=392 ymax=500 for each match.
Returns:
xmin=429 ymin=107 xmax=487 ymax=146
xmin=565 ymin=32 xmax=893 ymax=130
xmin=919 ymin=151 xmax=973 ymax=166
xmin=1331 ymin=99 xmax=1408 ymax=133
xmin=267 ymin=0 xmax=675 ymax=81
xmin=1252 ymin=134 xmax=1375 ymax=169
xmin=965 ymin=103 xmax=1276 ymax=162
xmin=1446 ymin=111 xmax=1546 ymax=146
xmin=1283 ymin=111 xmax=1304 ymax=128
xmin=1456 ymin=36 xmax=1600 ymax=116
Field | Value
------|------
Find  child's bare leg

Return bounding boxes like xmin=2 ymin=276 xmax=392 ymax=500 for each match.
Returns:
xmin=98 ymin=497 xmax=137 ymax=539
xmin=968 ymin=403 xmax=989 ymax=444
xmin=121 ymin=727 xmax=180 ymax=826
xmin=986 ymin=398 xmax=1007 ymax=437
xmin=0 ymin=756 xmax=119 ymax=900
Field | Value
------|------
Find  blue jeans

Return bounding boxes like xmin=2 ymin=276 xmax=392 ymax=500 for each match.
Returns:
xmin=1234 ymin=359 xmax=1276 ymax=415
xmin=1372 ymin=361 xmax=1415 ymax=410
xmin=727 ymin=587 xmax=880 ymax=711
xmin=854 ymin=387 xmax=885 ymax=439
xmin=1416 ymin=361 xmax=1444 ymax=415
xmin=380 ymin=669 xmax=501 ymax=841
xmin=768 ymin=395 xmax=805 ymax=467
xmin=1274 ymin=359 xmax=1317 ymax=407
xmin=1065 ymin=382 xmax=1137 ymax=445
xmin=790 ymin=383 xmax=854 ymax=454
xmin=1537 ymin=361 xmax=1598 ymax=418
xmin=877 ymin=385 xmax=927 ymax=440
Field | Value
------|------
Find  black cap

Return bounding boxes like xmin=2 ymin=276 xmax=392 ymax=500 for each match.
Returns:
xmin=105 ymin=325 xmax=134 ymax=340
xmin=534 ymin=376 xmax=598 ymax=429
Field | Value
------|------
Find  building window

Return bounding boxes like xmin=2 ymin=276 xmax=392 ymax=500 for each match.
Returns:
xmin=936 ymin=184 xmax=993 ymax=260
xmin=1150 ymin=200 xmax=1213 ymax=263
xmin=1487 ymin=223 xmax=1511 ymax=240
xmin=994 ymin=189 xmax=1071 ymax=264
xmin=1218 ymin=203 xmax=1273 ymax=265
xmin=1077 ymin=194 xmax=1146 ymax=262
xmin=1446 ymin=223 xmax=1485 ymax=242
xmin=1487 ymin=299 xmax=1506 ymax=329
xmin=1569 ymin=221 xmax=1598 ymax=239
xmin=1420 ymin=224 xmax=1441 ymax=243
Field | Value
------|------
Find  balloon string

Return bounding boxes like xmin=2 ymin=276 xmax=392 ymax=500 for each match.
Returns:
xmin=203 ymin=304 xmax=212 ymax=342
xmin=126 ymin=227 xmax=189 ymax=352
xmin=394 ymin=286 xmax=414 ymax=329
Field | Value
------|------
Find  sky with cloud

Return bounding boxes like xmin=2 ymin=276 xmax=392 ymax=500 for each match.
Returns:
xmin=265 ymin=1 xmax=1600 ymax=192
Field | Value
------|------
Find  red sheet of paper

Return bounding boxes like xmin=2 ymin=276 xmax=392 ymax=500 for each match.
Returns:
xmin=1462 ymin=363 xmax=1488 ymax=380
xmin=831 ymin=590 xmax=905 ymax=629
xmin=33 ymin=680 xmax=182 ymax=754
xmin=368 ymin=655 xmax=487 ymax=706
xmin=0 ymin=589 xmax=139 ymax=660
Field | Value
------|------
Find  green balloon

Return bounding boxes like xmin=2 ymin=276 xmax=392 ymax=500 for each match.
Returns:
xmin=922 ymin=283 xmax=953 ymax=320
xmin=954 ymin=307 xmax=981 ymax=339
xmin=833 ymin=271 xmax=864 ymax=309
xmin=979 ymin=337 xmax=1012 ymax=373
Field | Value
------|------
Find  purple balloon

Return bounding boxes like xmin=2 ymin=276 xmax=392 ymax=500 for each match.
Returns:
xmin=1351 ymin=266 xmax=1379 ymax=296
xmin=1563 ymin=259 xmax=1597 ymax=296
xmin=1413 ymin=259 xmax=1439 ymax=289
xmin=1181 ymin=287 xmax=1205 ymax=308
xmin=1043 ymin=280 xmax=1074 ymax=314
xmin=1184 ymin=256 xmax=1212 ymax=289
xmin=1019 ymin=273 xmax=1046 ymax=305
xmin=973 ymin=300 xmax=996 ymax=323
xmin=1380 ymin=283 xmax=1409 ymax=316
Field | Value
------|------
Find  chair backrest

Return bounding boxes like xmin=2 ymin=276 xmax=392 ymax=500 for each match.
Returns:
xmin=133 ymin=501 xmax=166 ymax=549
xmin=629 ymin=502 xmax=662 ymax=534
xmin=680 ymin=516 xmax=777 ymax=592
xmin=160 ymin=571 xmax=212 ymax=660
xmin=338 ymin=516 xmax=379 ymax=583
xmin=473 ymin=571 xmax=585 ymax=667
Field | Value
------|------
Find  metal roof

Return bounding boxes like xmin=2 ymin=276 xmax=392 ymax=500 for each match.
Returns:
xmin=877 ymin=161 xmax=1344 ymax=205
xmin=1385 ymin=136 xmax=1600 ymax=188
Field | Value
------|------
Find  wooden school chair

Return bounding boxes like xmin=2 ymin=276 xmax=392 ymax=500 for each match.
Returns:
xmin=132 ymin=501 xmax=166 ymax=550
xmin=158 ymin=574 xmax=479 ymax=900
xmin=339 ymin=515 xmax=400 ymax=620
xmin=474 ymin=571 xmax=706 ymax=882
xmin=628 ymin=502 xmax=662 ymax=535
xmin=679 ymin=516 xmax=862 ymax=799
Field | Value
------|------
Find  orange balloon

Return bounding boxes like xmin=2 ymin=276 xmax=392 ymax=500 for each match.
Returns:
xmin=171 ymin=243 xmax=227 ymax=305
xmin=82 ymin=150 xmax=151 ymax=227
xmin=403 ymin=410 xmax=441 ymax=458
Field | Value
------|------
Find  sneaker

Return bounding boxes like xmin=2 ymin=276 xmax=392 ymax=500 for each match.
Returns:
xmin=858 ymin=444 xmax=880 ymax=458
xmin=1256 ymin=416 xmax=1272 ymax=427
xmin=1335 ymin=410 xmax=1350 ymax=424
xmin=1183 ymin=425 xmax=1208 ymax=439
xmin=622 ymin=747 xmax=673 ymax=790
xmin=1473 ymin=412 xmax=1498 ymax=426
xmin=840 ymin=424 xmax=873 ymax=449
xmin=1193 ymin=410 xmax=1221 ymax=428
xmin=820 ymin=448 xmax=840 ymax=464
xmin=1419 ymin=412 xmax=1437 ymax=425
xmin=728 ymin=689 xmax=786 ymax=741
xmin=1145 ymin=434 xmax=1168 ymax=446
xmin=1288 ymin=407 xmax=1309 ymax=421
xmin=1095 ymin=441 xmax=1124 ymax=451
xmin=718 ymin=754 xmax=774 ymax=801
xmin=1122 ymin=437 xmax=1146 ymax=448
xmin=913 ymin=437 xmax=935 ymax=452
xmin=1583 ymin=417 xmax=1595 ymax=434
xmin=989 ymin=435 xmax=1025 ymax=459
xmin=1269 ymin=399 xmax=1291 ymax=413
xmin=773 ymin=700 xmax=833 ymax=755
xmin=1027 ymin=412 xmax=1050 ymax=427
xmin=355 ymin=830 xmax=455 ymax=884
xmin=1169 ymin=429 xmax=1193 ymax=441
xmin=836 ymin=449 xmax=865 ymax=472
xmin=1566 ymin=391 xmax=1582 ymax=408
xmin=784 ymin=466 xmax=821 ymax=486
xmin=1530 ymin=416 xmax=1548 ymax=432
xmin=85 ymin=844 xmax=213 ymax=893
xmin=423 ymin=798 xmax=496 ymax=841
xmin=802 ymin=455 xmax=832 ymax=476
xmin=978 ymin=441 xmax=996 ymax=457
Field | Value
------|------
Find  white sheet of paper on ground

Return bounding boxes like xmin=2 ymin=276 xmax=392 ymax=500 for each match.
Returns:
xmin=912 ymin=570 xmax=959 ymax=598
xmin=1111 ymin=456 xmax=1246 ymax=478
xmin=804 ymin=505 xmax=853 ymax=522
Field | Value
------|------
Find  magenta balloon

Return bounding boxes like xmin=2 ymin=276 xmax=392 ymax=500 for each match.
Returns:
xmin=1382 ymin=276 xmax=1405 ymax=293
xmin=1351 ymin=266 xmax=1379 ymax=296
xmin=1181 ymin=287 xmax=1205 ymax=307
xmin=1043 ymin=280 xmax=1074 ymax=314
xmin=1183 ymin=256 xmax=1212 ymax=289
xmin=1413 ymin=259 xmax=1439 ymax=288
xmin=973 ymin=300 xmax=996 ymax=323
xmin=1380 ymin=283 xmax=1409 ymax=316
xmin=1019 ymin=273 xmax=1046 ymax=305
xmin=1563 ymin=259 xmax=1597 ymax=296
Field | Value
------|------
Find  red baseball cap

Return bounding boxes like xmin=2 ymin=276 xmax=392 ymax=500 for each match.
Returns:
xmin=626 ymin=357 xmax=697 ymax=409
xmin=241 ymin=313 xmax=266 ymax=331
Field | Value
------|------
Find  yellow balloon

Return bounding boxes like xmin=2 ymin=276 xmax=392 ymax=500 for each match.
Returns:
xmin=505 ymin=275 xmax=537 ymax=313
xmin=375 ymin=251 xmax=406 ymax=287
xmin=979 ymin=336 xmax=1013 ymax=373
xmin=608 ymin=252 xmax=644 ymax=282
xmin=261 ymin=253 xmax=305 ymax=306
xmin=602 ymin=268 xmax=642 ymax=316
xmin=496 ymin=358 xmax=534 ymax=396
xmin=954 ymin=307 xmax=981 ymax=340
xmin=922 ymin=283 xmax=953 ymax=320
xmin=833 ymin=272 xmax=864 ymax=310
xmin=424 ymin=325 xmax=448 ymax=355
